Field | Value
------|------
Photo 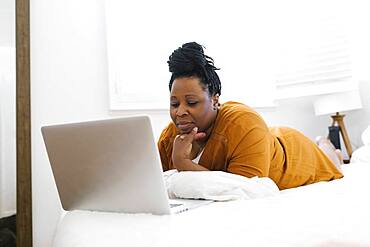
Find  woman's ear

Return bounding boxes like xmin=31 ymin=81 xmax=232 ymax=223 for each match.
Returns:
xmin=212 ymin=94 xmax=220 ymax=105
xmin=212 ymin=94 xmax=220 ymax=110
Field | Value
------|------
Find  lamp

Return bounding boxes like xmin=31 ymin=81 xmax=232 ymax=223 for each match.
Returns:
xmin=313 ymin=90 xmax=362 ymax=158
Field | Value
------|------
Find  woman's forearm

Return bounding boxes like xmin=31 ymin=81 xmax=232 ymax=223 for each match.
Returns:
xmin=173 ymin=158 xmax=209 ymax=172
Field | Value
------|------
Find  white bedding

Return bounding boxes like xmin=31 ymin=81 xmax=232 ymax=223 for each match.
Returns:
xmin=165 ymin=169 xmax=279 ymax=201
xmin=53 ymin=162 xmax=370 ymax=247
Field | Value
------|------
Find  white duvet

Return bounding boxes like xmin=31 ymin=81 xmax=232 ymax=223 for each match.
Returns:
xmin=53 ymin=162 xmax=370 ymax=247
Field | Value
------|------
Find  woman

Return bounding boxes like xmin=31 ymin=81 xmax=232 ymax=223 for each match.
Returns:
xmin=158 ymin=42 xmax=343 ymax=190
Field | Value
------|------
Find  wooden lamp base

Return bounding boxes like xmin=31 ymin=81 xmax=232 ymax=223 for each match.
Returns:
xmin=331 ymin=112 xmax=352 ymax=158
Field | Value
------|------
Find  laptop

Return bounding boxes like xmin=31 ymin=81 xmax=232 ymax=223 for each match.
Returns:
xmin=41 ymin=115 xmax=211 ymax=215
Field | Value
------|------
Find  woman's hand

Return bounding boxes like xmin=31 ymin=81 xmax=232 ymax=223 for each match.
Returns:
xmin=172 ymin=127 xmax=207 ymax=171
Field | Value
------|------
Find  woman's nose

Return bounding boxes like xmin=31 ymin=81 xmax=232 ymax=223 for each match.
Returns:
xmin=176 ymin=104 xmax=188 ymax=116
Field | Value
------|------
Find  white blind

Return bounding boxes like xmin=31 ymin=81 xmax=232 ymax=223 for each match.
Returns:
xmin=275 ymin=3 xmax=358 ymax=99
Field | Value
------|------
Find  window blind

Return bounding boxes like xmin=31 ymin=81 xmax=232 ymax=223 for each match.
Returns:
xmin=275 ymin=9 xmax=358 ymax=99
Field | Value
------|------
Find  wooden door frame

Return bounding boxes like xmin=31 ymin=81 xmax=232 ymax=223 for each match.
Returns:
xmin=16 ymin=0 xmax=32 ymax=246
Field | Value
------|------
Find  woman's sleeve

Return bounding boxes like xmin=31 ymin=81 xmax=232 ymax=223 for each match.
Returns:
xmin=157 ymin=129 xmax=170 ymax=171
xmin=226 ymin=124 xmax=271 ymax=178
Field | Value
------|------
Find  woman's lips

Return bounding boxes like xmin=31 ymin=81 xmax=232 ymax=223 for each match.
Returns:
xmin=177 ymin=122 xmax=195 ymax=133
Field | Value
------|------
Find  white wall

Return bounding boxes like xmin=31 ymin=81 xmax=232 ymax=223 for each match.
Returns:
xmin=31 ymin=1 xmax=370 ymax=247
xmin=0 ymin=0 xmax=15 ymax=47
xmin=0 ymin=47 xmax=16 ymax=218
xmin=345 ymin=81 xmax=370 ymax=149
xmin=0 ymin=0 xmax=16 ymax=218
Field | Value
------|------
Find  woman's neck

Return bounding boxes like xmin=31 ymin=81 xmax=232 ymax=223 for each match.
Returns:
xmin=197 ymin=109 xmax=219 ymax=147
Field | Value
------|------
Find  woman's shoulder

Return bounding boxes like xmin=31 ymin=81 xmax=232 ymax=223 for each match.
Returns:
xmin=217 ymin=101 xmax=267 ymax=128
xmin=212 ymin=101 xmax=270 ymax=148
xmin=221 ymin=101 xmax=256 ymax=112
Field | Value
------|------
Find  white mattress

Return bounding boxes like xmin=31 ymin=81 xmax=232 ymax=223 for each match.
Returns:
xmin=53 ymin=162 xmax=370 ymax=247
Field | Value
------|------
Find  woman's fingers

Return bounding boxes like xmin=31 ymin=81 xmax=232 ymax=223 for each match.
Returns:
xmin=194 ymin=132 xmax=206 ymax=141
xmin=178 ymin=127 xmax=198 ymax=143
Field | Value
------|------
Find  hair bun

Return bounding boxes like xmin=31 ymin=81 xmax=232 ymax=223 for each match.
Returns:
xmin=168 ymin=42 xmax=208 ymax=74
xmin=167 ymin=42 xmax=221 ymax=96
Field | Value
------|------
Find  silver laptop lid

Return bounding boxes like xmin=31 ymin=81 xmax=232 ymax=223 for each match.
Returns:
xmin=41 ymin=115 xmax=171 ymax=215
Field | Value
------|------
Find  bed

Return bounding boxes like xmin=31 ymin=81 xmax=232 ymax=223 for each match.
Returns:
xmin=52 ymin=161 xmax=370 ymax=247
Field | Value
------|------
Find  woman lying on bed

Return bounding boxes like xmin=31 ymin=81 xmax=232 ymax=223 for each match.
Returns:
xmin=157 ymin=42 xmax=343 ymax=190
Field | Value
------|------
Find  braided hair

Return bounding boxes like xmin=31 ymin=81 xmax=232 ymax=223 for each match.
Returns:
xmin=167 ymin=42 xmax=222 ymax=96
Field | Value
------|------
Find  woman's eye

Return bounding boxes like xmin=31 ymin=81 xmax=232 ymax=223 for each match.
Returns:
xmin=170 ymin=103 xmax=179 ymax=107
xmin=187 ymin=102 xmax=198 ymax=106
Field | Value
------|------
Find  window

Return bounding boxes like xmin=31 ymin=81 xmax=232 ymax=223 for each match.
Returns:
xmin=105 ymin=0 xmax=277 ymax=110
xmin=274 ymin=1 xmax=358 ymax=99
xmin=105 ymin=0 xmax=358 ymax=110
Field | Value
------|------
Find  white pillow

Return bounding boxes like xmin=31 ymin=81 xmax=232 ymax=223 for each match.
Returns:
xmin=351 ymin=125 xmax=370 ymax=163
xmin=351 ymin=146 xmax=370 ymax=163
xmin=164 ymin=170 xmax=279 ymax=201
xmin=361 ymin=125 xmax=370 ymax=145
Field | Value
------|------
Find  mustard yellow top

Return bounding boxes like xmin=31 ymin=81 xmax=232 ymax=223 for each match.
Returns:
xmin=158 ymin=101 xmax=343 ymax=189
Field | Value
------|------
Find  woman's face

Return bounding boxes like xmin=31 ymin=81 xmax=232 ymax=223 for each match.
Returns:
xmin=170 ymin=76 xmax=218 ymax=135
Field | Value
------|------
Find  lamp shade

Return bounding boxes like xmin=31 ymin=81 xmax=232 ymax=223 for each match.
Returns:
xmin=313 ymin=90 xmax=362 ymax=116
